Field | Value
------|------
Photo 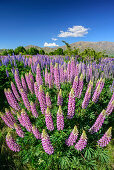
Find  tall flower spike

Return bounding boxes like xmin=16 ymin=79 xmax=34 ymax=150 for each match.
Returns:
xmin=30 ymin=102 xmax=39 ymax=118
xmin=32 ymin=125 xmax=41 ymax=139
xmin=67 ymin=88 xmax=75 ymax=119
xmin=17 ymin=113 xmax=25 ymax=127
xmin=57 ymin=89 xmax=63 ymax=106
xmin=74 ymin=130 xmax=87 ymax=151
xmin=14 ymin=123 xmax=24 ymax=138
xmin=48 ymin=73 xmax=52 ymax=89
xmin=46 ymin=92 xmax=52 ymax=108
xmin=14 ymin=70 xmax=23 ymax=94
xmin=20 ymin=89 xmax=31 ymax=111
xmin=57 ymin=105 xmax=64 ymax=130
xmin=38 ymin=85 xmax=47 ymax=114
xmin=36 ymin=64 xmax=43 ymax=88
xmin=77 ymin=74 xmax=83 ymax=98
xmin=45 ymin=68 xmax=48 ymax=85
xmin=106 ymin=93 xmax=114 ymax=115
xmin=21 ymin=75 xmax=27 ymax=93
xmin=4 ymin=88 xmax=14 ymax=108
xmin=5 ymin=108 xmax=16 ymax=124
xmin=21 ymin=109 xmax=32 ymax=132
xmin=6 ymin=132 xmax=21 ymax=152
xmin=89 ymin=110 xmax=106 ymax=133
xmin=97 ymin=127 xmax=112 ymax=147
xmin=54 ymin=63 xmax=60 ymax=89
xmin=34 ymin=82 xmax=39 ymax=98
xmin=41 ymin=129 xmax=54 ymax=155
xmin=66 ymin=125 xmax=78 ymax=146
xmin=45 ymin=107 xmax=54 ymax=131
xmin=0 ymin=112 xmax=14 ymax=128
xmin=82 ymin=87 xmax=92 ymax=109
xmin=72 ymin=76 xmax=78 ymax=97
xmin=11 ymin=82 xmax=20 ymax=101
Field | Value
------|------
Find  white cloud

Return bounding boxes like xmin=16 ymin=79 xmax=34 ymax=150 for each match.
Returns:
xmin=58 ymin=26 xmax=89 ymax=37
xmin=51 ymin=38 xmax=58 ymax=41
xmin=44 ymin=42 xmax=59 ymax=47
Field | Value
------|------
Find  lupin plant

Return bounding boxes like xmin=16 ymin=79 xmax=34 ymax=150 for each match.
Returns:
xmin=77 ymin=74 xmax=83 ymax=98
xmin=21 ymin=75 xmax=28 ymax=93
xmin=67 ymin=88 xmax=75 ymax=119
xmin=57 ymin=89 xmax=63 ymax=106
xmin=72 ymin=76 xmax=78 ymax=97
xmin=54 ymin=63 xmax=60 ymax=89
xmin=32 ymin=125 xmax=41 ymax=139
xmin=11 ymin=81 xmax=20 ymax=101
xmin=30 ymin=102 xmax=39 ymax=118
xmin=14 ymin=123 xmax=24 ymax=138
xmin=45 ymin=107 xmax=54 ymax=131
xmin=36 ymin=64 xmax=43 ymax=88
xmin=46 ymin=92 xmax=52 ymax=108
xmin=57 ymin=105 xmax=64 ymax=130
xmin=66 ymin=125 xmax=78 ymax=146
xmin=38 ymin=85 xmax=47 ymax=114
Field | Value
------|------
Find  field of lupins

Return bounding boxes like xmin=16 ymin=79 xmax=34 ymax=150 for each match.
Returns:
xmin=0 ymin=54 xmax=114 ymax=169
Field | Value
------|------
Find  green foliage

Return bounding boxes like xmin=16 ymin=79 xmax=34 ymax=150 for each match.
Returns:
xmin=14 ymin=46 xmax=26 ymax=55
xmin=28 ymin=47 xmax=39 ymax=55
xmin=39 ymin=49 xmax=45 ymax=55
xmin=1 ymin=50 xmax=8 ymax=56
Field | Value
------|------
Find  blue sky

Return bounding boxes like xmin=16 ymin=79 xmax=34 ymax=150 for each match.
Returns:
xmin=0 ymin=0 xmax=114 ymax=49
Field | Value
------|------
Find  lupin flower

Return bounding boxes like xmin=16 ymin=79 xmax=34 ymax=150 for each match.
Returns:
xmin=70 ymin=57 xmax=75 ymax=83
xmin=5 ymin=108 xmax=16 ymax=124
xmin=36 ymin=64 xmax=43 ymax=88
xmin=67 ymin=61 xmax=71 ymax=82
xmin=30 ymin=102 xmax=39 ymax=118
xmin=60 ymin=65 xmax=64 ymax=83
xmin=89 ymin=110 xmax=106 ymax=133
xmin=20 ymin=89 xmax=31 ymax=111
xmin=32 ymin=125 xmax=41 ymax=139
xmin=34 ymin=82 xmax=39 ymax=98
xmin=25 ymin=73 xmax=34 ymax=94
xmin=21 ymin=109 xmax=32 ymax=132
xmin=38 ymin=85 xmax=47 ymax=114
xmin=48 ymin=73 xmax=52 ymax=89
xmin=6 ymin=132 xmax=21 ymax=152
xmin=17 ymin=113 xmax=25 ymax=127
xmin=4 ymin=88 xmax=15 ymax=109
xmin=106 ymin=93 xmax=114 ymax=115
xmin=0 ymin=112 xmax=14 ymax=128
xmin=72 ymin=76 xmax=78 ymax=97
xmin=66 ymin=125 xmax=78 ymax=146
xmin=54 ymin=63 xmax=60 ymax=89
xmin=77 ymin=74 xmax=83 ymax=98
xmin=14 ymin=123 xmax=24 ymax=138
xmin=82 ymin=87 xmax=92 ymax=109
xmin=21 ymin=75 xmax=28 ymax=93
xmin=45 ymin=68 xmax=48 ymax=85
xmin=11 ymin=82 xmax=20 ymax=101
xmin=57 ymin=105 xmax=64 ymax=130
xmin=74 ymin=130 xmax=87 ymax=151
xmin=57 ymin=89 xmax=63 ymax=106
xmin=67 ymin=88 xmax=75 ymax=119
xmin=46 ymin=92 xmax=52 ymax=108
xmin=92 ymin=84 xmax=101 ymax=103
xmin=41 ymin=129 xmax=54 ymax=155
xmin=97 ymin=127 xmax=112 ymax=147
xmin=14 ymin=70 xmax=23 ymax=93
xmin=45 ymin=107 xmax=54 ymax=131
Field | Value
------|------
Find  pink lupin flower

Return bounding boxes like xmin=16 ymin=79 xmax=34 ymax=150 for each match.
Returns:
xmin=54 ymin=63 xmax=60 ymax=89
xmin=77 ymin=74 xmax=83 ymax=98
xmin=57 ymin=89 xmax=63 ymax=106
xmin=14 ymin=70 xmax=23 ymax=94
xmin=70 ymin=57 xmax=75 ymax=83
xmin=0 ymin=112 xmax=14 ymax=128
xmin=82 ymin=87 xmax=92 ymax=109
xmin=4 ymin=88 xmax=15 ymax=109
xmin=41 ymin=129 xmax=54 ymax=155
xmin=6 ymin=132 xmax=21 ymax=152
xmin=72 ymin=76 xmax=78 ymax=97
xmin=74 ymin=130 xmax=87 ymax=151
xmin=92 ymin=84 xmax=101 ymax=103
xmin=21 ymin=75 xmax=28 ymax=93
xmin=11 ymin=82 xmax=20 ymax=101
xmin=75 ymin=64 xmax=79 ymax=77
xmin=34 ymin=82 xmax=39 ymax=98
xmin=5 ymin=108 xmax=16 ymax=124
xmin=64 ymin=69 xmax=67 ymax=82
xmin=45 ymin=107 xmax=54 ymax=131
xmin=66 ymin=125 xmax=78 ymax=146
xmin=67 ymin=61 xmax=71 ymax=82
xmin=48 ymin=73 xmax=52 ymax=89
xmin=89 ymin=110 xmax=106 ymax=134
xmin=45 ymin=68 xmax=48 ymax=85
xmin=57 ymin=105 xmax=64 ymax=130
xmin=60 ymin=65 xmax=64 ymax=83
xmin=32 ymin=125 xmax=41 ymax=139
xmin=97 ymin=127 xmax=112 ymax=147
xmin=50 ymin=62 xmax=54 ymax=83
xmin=38 ymin=85 xmax=47 ymax=114
xmin=106 ymin=93 xmax=114 ymax=115
xmin=25 ymin=73 xmax=34 ymax=94
xmin=67 ymin=88 xmax=75 ymax=119
xmin=29 ymin=71 xmax=34 ymax=82
xmin=30 ymin=102 xmax=39 ymax=118
xmin=17 ymin=113 xmax=25 ymax=127
xmin=21 ymin=109 xmax=32 ymax=132
xmin=46 ymin=92 xmax=52 ymax=108
xmin=14 ymin=123 xmax=24 ymax=138
xmin=36 ymin=64 xmax=43 ymax=88
xmin=7 ymin=88 xmax=20 ymax=110
xmin=20 ymin=89 xmax=31 ymax=111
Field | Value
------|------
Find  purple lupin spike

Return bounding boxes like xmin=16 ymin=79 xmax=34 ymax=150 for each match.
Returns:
xmin=21 ymin=109 xmax=32 ymax=132
xmin=72 ymin=76 xmax=78 ymax=97
xmin=67 ymin=88 xmax=75 ymax=119
xmin=66 ymin=125 xmax=78 ymax=146
xmin=41 ymin=129 xmax=54 ymax=155
xmin=67 ymin=61 xmax=71 ymax=82
xmin=30 ymin=102 xmax=39 ymax=118
xmin=57 ymin=89 xmax=63 ymax=106
xmin=32 ymin=125 xmax=41 ymax=139
xmin=20 ymin=89 xmax=31 ymax=111
xmin=60 ymin=65 xmax=64 ymax=83
xmin=97 ymin=127 xmax=112 ymax=147
xmin=34 ymin=82 xmax=39 ymax=98
xmin=14 ymin=70 xmax=23 ymax=94
xmin=21 ymin=75 xmax=28 ymax=93
xmin=57 ymin=105 xmax=64 ymax=130
xmin=82 ymin=87 xmax=92 ymax=109
xmin=77 ymin=74 xmax=83 ymax=98
xmin=38 ymin=85 xmax=47 ymax=114
xmin=36 ymin=64 xmax=43 ymax=88
xmin=48 ymin=73 xmax=52 ymax=89
xmin=17 ymin=113 xmax=25 ymax=127
xmin=6 ymin=132 xmax=21 ymax=152
xmin=106 ymin=93 xmax=114 ymax=115
xmin=45 ymin=68 xmax=48 ymax=85
xmin=0 ymin=112 xmax=14 ymax=128
xmin=46 ymin=92 xmax=52 ymax=108
xmin=14 ymin=123 xmax=24 ymax=138
xmin=89 ymin=110 xmax=106 ymax=133
xmin=45 ymin=107 xmax=54 ymax=131
xmin=54 ymin=63 xmax=60 ymax=89
xmin=11 ymin=82 xmax=20 ymax=101
xmin=74 ymin=130 xmax=87 ymax=151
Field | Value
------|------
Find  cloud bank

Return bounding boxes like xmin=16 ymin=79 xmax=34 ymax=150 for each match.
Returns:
xmin=44 ymin=42 xmax=59 ymax=47
xmin=58 ymin=26 xmax=89 ymax=37
xmin=51 ymin=38 xmax=58 ymax=41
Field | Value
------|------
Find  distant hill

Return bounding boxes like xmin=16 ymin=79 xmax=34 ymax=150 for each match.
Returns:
xmin=25 ymin=41 xmax=114 ymax=55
